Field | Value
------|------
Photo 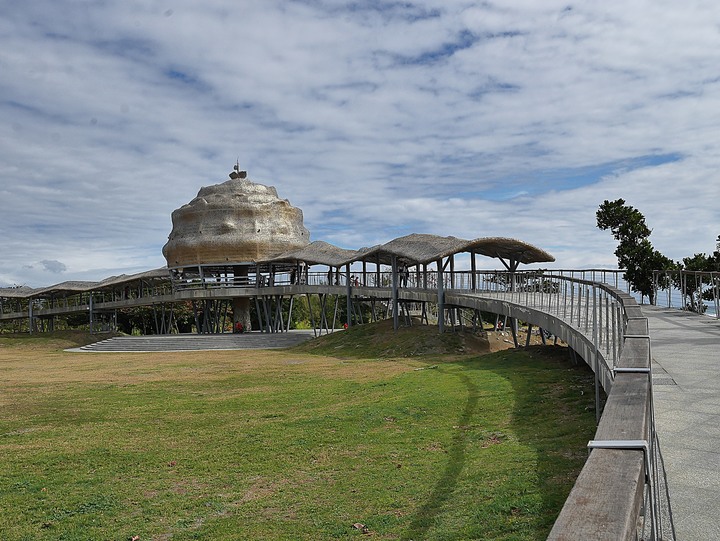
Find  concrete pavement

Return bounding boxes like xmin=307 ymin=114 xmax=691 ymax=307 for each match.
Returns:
xmin=68 ymin=330 xmax=317 ymax=352
xmin=644 ymin=305 xmax=720 ymax=540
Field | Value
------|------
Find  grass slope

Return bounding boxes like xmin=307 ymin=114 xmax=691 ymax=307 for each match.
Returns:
xmin=295 ymin=318 xmax=495 ymax=358
xmin=0 ymin=329 xmax=595 ymax=540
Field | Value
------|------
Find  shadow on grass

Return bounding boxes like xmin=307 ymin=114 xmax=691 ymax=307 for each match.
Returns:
xmin=403 ymin=371 xmax=479 ymax=540
xmin=402 ymin=345 xmax=596 ymax=540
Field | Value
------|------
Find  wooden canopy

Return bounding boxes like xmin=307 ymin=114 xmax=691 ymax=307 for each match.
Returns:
xmin=266 ymin=241 xmax=360 ymax=268
xmin=465 ymin=237 xmax=555 ymax=266
xmin=353 ymin=234 xmax=469 ymax=266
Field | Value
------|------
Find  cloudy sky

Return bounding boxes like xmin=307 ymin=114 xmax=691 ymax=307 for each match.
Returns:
xmin=1 ymin=0 xmax=719 ymax=287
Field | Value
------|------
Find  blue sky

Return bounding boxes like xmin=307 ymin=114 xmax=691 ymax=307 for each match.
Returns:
xmin=1 ymin=0 xmax=719 ymax=286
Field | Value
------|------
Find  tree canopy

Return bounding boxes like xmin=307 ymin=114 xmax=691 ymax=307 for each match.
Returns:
xmin=597 ymin=199 xmax=720 ymax=309
xmin=596 ymin=198 xmax=674 ymax=303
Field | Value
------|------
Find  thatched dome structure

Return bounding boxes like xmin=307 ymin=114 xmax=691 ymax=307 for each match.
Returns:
xmin=162 ymin=169 xmax=310 ymax=268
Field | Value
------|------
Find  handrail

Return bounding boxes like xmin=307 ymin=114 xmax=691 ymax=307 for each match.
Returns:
xmin=653 ymin=268 xmax=720 ymax=318
xmin=540 ymin=287 xmax=658 ymax=539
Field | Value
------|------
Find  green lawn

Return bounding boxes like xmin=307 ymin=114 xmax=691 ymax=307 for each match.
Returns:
xmin=0 ymin=332 xmax=596 ymax=540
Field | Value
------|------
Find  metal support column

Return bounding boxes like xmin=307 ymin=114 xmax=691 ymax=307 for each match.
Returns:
xmin=391 ymin=255 xmax=399 ymax=331
xmin=89 ymin=293 xmax=94 ymax=334
xmin=437 ymin=259 xmax=444 ymax=334
xmin=346 ymin=263 xmax=352 ymax=328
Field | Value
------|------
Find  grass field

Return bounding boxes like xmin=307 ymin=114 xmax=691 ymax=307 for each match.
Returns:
xmin=0 ymin=327 xmax=597 ymax=540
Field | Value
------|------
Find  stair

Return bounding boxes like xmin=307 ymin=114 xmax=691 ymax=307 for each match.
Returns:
xmin=69 ymin=331 xmax=316 ymax=353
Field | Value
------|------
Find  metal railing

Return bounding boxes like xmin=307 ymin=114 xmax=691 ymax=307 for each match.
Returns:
xmin=654 ymin=269 xmax=720 ymax=318
xmin=463 ymin=272 xmax=627 ymax=369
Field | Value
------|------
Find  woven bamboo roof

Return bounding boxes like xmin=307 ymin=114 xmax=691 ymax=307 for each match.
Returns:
xmin=93 ymin=268 xmax=171 ymax=289
xmin=0 ymin=269 xmax=172 ymax=300
xmin=244 ymin=234 xmax=554 ymax=268
xmin=0 ymin=285 xmax=36 ymax=298
xmin=269 ymin=241 xmax=360 ymax=267
xmin=355 ymin=234 xmax=469 ymax=266
xmin=32 ymin=281 xmax=101 ymax=296
xmin=349 ymin=234 xmax=554 ymax=266
xmin=465 ymin=237 xmax=555 ymax=265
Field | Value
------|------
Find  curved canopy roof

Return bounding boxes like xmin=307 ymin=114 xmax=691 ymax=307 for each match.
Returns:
xmin=0 ymin=269 xmax=171 ymax=300
xmin=93 ymin=268 xmax=170 ymax=289
xmin=267 ymin=241 xmax=360 ymax=268
xmin=352 ymin=234 xmax=469 ymax=266
xmin=32 ymin=281 xmax=101 ymax=296
xmin=465 ymin=237 xmax=555 ymax=265
xmin=348 ymin=234 xmax=555 ymax=267
xmin=0 ymin=285 xmax=36 ymax=299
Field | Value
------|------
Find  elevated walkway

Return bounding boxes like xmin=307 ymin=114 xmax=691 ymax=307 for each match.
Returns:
xmin=644 ymin=305 xmax=720 ymax=540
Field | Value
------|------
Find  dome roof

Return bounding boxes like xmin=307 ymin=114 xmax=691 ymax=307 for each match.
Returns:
xmin=163 ymin=171 xmax=310 ymax=267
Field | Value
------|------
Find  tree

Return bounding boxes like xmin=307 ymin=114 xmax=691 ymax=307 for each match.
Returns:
xmin=596 ymin=199 xmax=673 ymax=304
xmin=596 ymin=198 xmax=651 ymax=242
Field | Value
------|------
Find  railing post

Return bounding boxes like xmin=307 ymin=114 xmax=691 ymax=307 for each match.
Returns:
xmin=592 ymin=285 xmax=600 ymax=424
xmin=597 ymin=288 xmax=603 ymax=348
xmin=525 ymin=272 xmax=530 ymax=307
xmin=653 ymin=270 xmax=658 ymax=307
xmin=584 ymin=285 xmax=590 ymax=332
xmin=470 ymin=252 xmax=476 ymax=292
xmin=617 ymin=303 xmax=624 ymax=358
xmin=605 ymin=294 xmax=610 ymax=354
xmin=611 ymin=300 xmax=617 ymax=368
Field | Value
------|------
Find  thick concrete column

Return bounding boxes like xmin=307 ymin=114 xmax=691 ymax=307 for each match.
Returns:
xmin=231 ymin=265 xmax=252 ymax=332
xmin=233 ymin=297 xmax=252 ymax=332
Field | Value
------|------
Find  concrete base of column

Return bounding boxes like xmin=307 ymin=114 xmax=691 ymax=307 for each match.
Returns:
xmin=232 ymin=297 xmax=252 ymax=332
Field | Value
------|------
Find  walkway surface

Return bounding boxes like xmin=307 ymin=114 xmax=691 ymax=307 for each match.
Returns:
xmin=68 ymin=330 xmax=316 ymax=352
xmin=644 ymin=305 xmax=720 ymax=540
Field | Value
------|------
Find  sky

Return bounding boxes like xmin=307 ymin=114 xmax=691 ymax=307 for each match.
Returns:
xmin=1 ymin=0 xmax=719 ymax=287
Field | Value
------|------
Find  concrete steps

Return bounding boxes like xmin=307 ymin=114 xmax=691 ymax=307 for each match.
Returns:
xmin=70 ymin=331 xmax=316 ymax=352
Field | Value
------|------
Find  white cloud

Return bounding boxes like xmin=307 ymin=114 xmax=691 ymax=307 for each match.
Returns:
xmin=1 ymin=1 xmax=719 ymax=286
xmin=39 ymin=260 xmax=67 ymax=274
